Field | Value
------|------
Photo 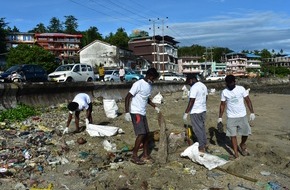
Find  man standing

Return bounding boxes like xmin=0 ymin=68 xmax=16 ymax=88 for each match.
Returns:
xmin=218 ymin=75 xmax=255 ymax=159
xmin=119 ymin=66 xmax=125 ymax=82
xmin=98 ymin=64 xmax=105 ymax=82
xmin=183 ymin=74 xmax=208 ymax=152
xmin=64 ymin=93 xmax=93 ymax=134
xmin=124 ymin=68 xmax=160 ymax=165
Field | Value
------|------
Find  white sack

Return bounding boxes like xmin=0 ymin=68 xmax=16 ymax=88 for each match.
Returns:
xmin=152 ymin=92 xmax=163 ymax=104
xmin=86 ymin=119 xmax=124 ymax=137
xmin=103 ymin=99 xmax=118 ymax=118
xmin=180 ymin=142 xmax=228 ymax=170
xmin=182 ymin=85 xmax=189 ymax=99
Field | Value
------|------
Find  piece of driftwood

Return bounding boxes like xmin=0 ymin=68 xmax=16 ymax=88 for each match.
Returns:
xmin=216 ymin=167 xmax=258 ymax=182
xmin=156 ymin=112 xmax=168 ymax=164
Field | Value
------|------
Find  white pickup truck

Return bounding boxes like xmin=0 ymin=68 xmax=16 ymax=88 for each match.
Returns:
xmin=205 ymin=74 xmax=226 ymax=81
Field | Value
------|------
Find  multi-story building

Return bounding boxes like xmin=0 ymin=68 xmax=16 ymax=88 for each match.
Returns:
xmin=35 ymin=33 xmax=82 ymax=62
xmin=245 ymin=53 xmax=262 ymax=70
xmin=128 ymin=30 xmax=179 ymax=73
xmin=178 ymin=56 xmax=202 ymax=75
xmin=6 ymin=32 xmax=35 ymax=50
xmin=266 ymin=54 xmax=290 ymax=68
xmin=225 ymin=52 xmax=248 ymax=77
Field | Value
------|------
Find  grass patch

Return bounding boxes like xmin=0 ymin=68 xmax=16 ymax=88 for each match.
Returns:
xmin=0 ymin=104 xmax=38 ymax=122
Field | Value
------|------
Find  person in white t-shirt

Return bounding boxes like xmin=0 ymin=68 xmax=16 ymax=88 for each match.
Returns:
xmin=124 ymin=68 xmax=160 ymax=165
xmin=119 ymin=66 xmax=125 ymax=82
xmin=218 ymin=75 xmax=255 ymax=159
xmin=183 ymin=74 xmax=208 ymax=152
xmin=64 ymin=93 xmax=93 ymax=134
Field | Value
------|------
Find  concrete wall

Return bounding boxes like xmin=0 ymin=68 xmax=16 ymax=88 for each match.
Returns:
xmin=0 ymin=77 xmax=289 ymax=110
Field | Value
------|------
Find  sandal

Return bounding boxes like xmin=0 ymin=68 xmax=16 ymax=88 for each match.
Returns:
xmin=130 ymin=157 xmax=145 ymax=165
xmin=238 ymin=144 xmax=250 ymax=156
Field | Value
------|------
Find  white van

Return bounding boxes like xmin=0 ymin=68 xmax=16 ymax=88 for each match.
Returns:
xmin=48 ymin=63 xmax=95 ymax=82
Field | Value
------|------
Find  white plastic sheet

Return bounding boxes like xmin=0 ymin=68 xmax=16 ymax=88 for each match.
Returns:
xmin=180 ymin=142 xmax=228 ymax=170
xmin=85 ymin=119 xmax=124 ymax=137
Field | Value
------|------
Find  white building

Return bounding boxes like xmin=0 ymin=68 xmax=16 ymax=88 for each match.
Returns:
xmin=79 ymin=40 xmax=135 ymax=69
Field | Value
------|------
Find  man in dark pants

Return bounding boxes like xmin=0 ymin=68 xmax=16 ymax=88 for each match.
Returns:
xmin=124 ymin=68 xmax=160 ymax=165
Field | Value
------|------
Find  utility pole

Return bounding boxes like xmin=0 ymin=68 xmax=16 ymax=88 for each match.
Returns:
xmin=149 ymin=18 xmax=158 ymax=69
xmin=161 ymin=17 xmax=168 ymax=77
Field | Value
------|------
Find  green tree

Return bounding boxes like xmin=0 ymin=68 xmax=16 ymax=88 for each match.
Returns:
xmin=0 ymin=17 xmax=8 ymax=53
xmin=81 ymin=26 xmax=103 ymax=47
xmin=64 ymin=15 xmax=78 ymax=34
xmin=47 ymin=17 xmax=63 ymax=33
xmin=104 ymin=28 xmax=129 ymax=48
xmin=7 ymin=26 xmax=20 ymax=32
xmin=29 ymin=23 xmax=47 ymax=33
xmin=6 ymin=44 xmax=56 ymax=72
xmin=259 ymin=49 xmax=271 ymax=59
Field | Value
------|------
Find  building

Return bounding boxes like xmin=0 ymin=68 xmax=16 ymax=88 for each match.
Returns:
xmin=266 ymin=54 xmax=290 ymax=68
xmin=178 ymin=56 xmax=202 ymax=75
xmin=245 ymin=53 xmax=262 ymax=70
xmin=6 ymin=32 xmax=35 ymax=50
xmin=128 ymin=30 xmax=179 ymax=73
xmin=79 ymin=40 xmax=136 ymax=69
xmin=210 ymin=62 xmax=227 ymax=75
xmin=225 ymin=52 xmax=248 ymax=77
xmin=35 ymin=33 xmax=82 ymax=62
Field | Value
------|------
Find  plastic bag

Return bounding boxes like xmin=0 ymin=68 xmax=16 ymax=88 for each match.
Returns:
xmin=103 ymin=99 xmax=118 ymax=118
xmin=182 ymin=85 xmax=189 ymax=99
xmin=152 ymin=92 xmax=163 ymax=104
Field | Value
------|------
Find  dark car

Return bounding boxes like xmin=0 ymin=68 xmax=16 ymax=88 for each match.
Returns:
xmin=0 ymin=64 xmax=48 ymax=83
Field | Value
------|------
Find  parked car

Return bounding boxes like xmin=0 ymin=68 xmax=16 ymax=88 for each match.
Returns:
xmin=104 ymin=70 xmax=120 ymax=82
xmin=205 ymin=74 xmax=226 ymax=81
xmin=104 ymin=69 xmax=144 ymax=82
xmin=0 ymin=64 xmax=48 ymax=83
xmin=134 ymin=69 xmax=147 ymax=77
xmin=125 ymin=69 xmax=144 ymax=82
xmin=159 ymin=72 xmax=186 ymax=81
xmin=48 ymin=63 xmax=95 ymax=82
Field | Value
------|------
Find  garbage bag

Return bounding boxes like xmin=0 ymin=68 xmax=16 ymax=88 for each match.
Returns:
xmin=103 ymin=99 xmax=118 ymax=118
xmin=152 ymin=92 xmax=163 ymax=104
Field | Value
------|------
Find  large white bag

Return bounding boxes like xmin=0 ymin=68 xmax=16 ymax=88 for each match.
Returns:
xmin=152 ymin=92 xmax=163 ymax=104
xmin=103 ymin=99 xmax=118 ymax=118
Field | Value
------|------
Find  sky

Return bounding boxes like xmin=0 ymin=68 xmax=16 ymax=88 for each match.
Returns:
xmin=2 ymin=0 xmax=290 ymax=54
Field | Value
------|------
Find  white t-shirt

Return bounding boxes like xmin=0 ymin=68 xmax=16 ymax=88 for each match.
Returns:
xmin=119 ymin=68 xmax=125 ymax=77
xmin=69 ymin=93 xmax=91 ymax=114
xmin=189 ymin=81 xmax=208 ymax=114
xmin=129 ymin=79 xmax=152 ymax=116
xmin=221 ymin=85 xmax=248 ymax=118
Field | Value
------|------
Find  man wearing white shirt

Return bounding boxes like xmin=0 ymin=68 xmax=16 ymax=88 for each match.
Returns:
xmin=218 ymin=75 xmax=255 ymax=159
xmin=183 ymin=74 xmax=208 ymax=153
xmin=124 ymin=68 xmax=160 ymax=165
xmin=64 ymin=93 xmax=93 ymax=134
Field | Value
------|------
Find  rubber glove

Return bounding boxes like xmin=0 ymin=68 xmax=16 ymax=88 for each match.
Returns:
xmin=249 ymin=113 xmax=255 ymax=121
xmin=63 ymin=127 xmax=69 ymax=134
xmin=217 ymin=118 xmax=222 ymax=123
xmin=124 ymin=113 xmax=131 ymax=122
xmin=155 ymin=107 xmax=160 ymax=113
xmin=183 ymin=113 xmax=188 ymax=123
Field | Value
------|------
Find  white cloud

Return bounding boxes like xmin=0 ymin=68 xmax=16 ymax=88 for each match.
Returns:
xmin=166 ymin=11 xmax=290 ymax=53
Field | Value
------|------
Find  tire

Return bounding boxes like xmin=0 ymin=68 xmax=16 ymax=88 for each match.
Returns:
xmin=110 ymin=79 xmax=114 ymax=82
xmin=173 ymin=78 xmax=177 ymax=81
xmin=66 ymin=77 xmax=74 ymax=82
xmin=87 ymin=77 xmax=93 ymax=82
xmin=132 ymin=78 xmax=137 ymax=82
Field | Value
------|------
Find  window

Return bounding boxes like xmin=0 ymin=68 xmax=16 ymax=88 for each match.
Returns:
xmin=73 ymin=65 xmax=80 ymax=72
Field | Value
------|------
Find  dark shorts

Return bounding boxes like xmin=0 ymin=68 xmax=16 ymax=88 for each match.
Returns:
xmin=131 ymin=113 xmax=149 ymax=135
